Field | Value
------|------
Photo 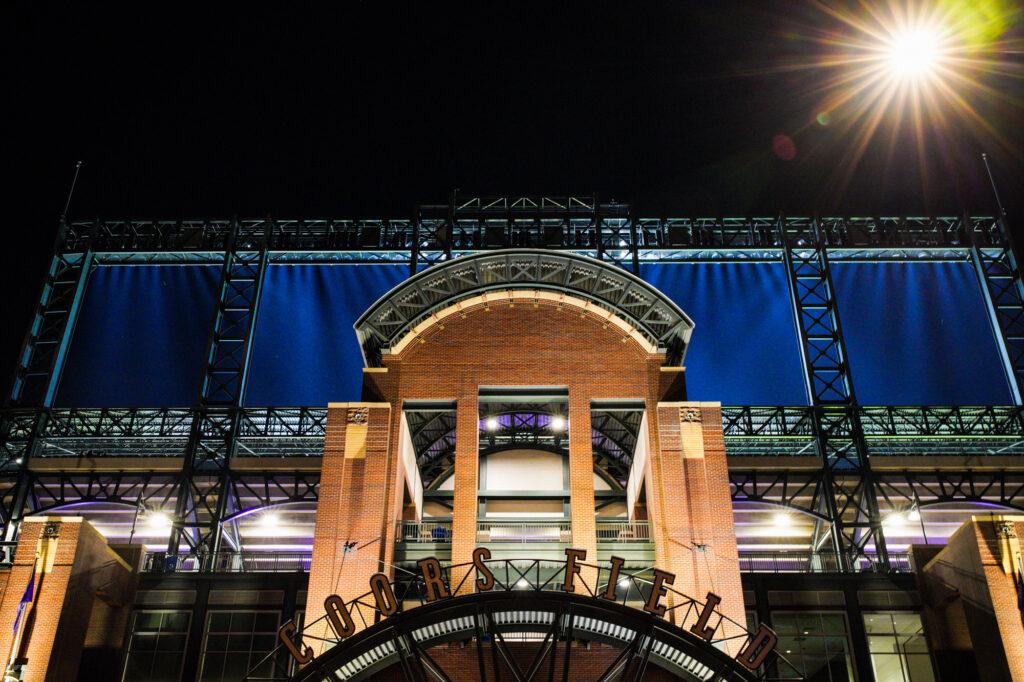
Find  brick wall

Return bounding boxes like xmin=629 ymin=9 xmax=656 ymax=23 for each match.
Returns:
xmin=919 ymin=515 xmax=1024 ymax=681
xmin=0 ymin=517 xmax=137 ymax=682
xmin=306 ymin=403 xmax=397 ymax=653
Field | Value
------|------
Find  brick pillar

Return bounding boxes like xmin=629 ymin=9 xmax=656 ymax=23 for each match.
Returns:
xmin=306 ymin=403 xmax=396 ymax=653
xmin=920 ymin=515 xmax=1024 ymax=680
xmin=0 ymin=517 xmax=136 ymax=682
xmin=450 ymin=395 xmax=479 ymax=594
xmin=644 ymin=402 xmax=745 ymax=654
xmin=568 ymin=394 xmax=597 ymax=592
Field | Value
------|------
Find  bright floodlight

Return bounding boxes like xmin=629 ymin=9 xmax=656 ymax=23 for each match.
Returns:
xmin=484 ymin=416 xmax=500 ymax=432
xmin=885 ymin=28 xmax=941 ymax=79
xmin=772 ymin=512 xmax=793 ymax=529
xmin=146 ymin=510 xmax=172 ymax=531
xmin=883 ymin=512 xmax=905 ymax=530
xmin=549 ymin=416 xmax=566 ymax=432
xmin=907 ymin=508 xmax=921 ymax=522
xmin=259 ymin=512 xmax=281 ymax=530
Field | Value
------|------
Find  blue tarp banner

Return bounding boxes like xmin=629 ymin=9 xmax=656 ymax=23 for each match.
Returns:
xmin=57 ymin=265 xmax=219 ymax=407
xmin=640 ymin=263 xmax=808 ymax=405
xmin=831 ymin=262 xmax=1010 ymax=405
xmin=56 ymin=261 xmax=1012 ymax=407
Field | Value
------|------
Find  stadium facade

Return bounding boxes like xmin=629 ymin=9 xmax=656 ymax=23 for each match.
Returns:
xmin=0 ymin=196 xmax=1023 ymax=681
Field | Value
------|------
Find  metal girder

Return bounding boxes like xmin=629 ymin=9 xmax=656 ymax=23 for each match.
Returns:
xmin=875 ymin=469 xmax=1024 ymax=512
xmin=780 ymin=218 xmax=887 ymax=571
xmin=970 ymin=217 xmax=1024 ymax=404
xmin=59 ymin=213 xmax=1001 ymax=258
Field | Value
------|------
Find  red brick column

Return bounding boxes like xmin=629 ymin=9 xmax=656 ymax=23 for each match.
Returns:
xmin=306 ymin=403 xmax=396 ymax=652
xmin=643 ymin=402 xmax=745 ymax=654
xmin=920 ymin=516 xmax=1024 ymax=680
xmin=568 ymin=394 xmax=597 ymax=592
xmin=450 ymin=395 xmax=480 ymax=593
xmin=0 ymin=517 xmax=136 ymax=682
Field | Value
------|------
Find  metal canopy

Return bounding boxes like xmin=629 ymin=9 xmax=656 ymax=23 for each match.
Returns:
xmin=289 ymin=590 xmax=761 ymax=682
xmin=354 ymin=249 xmax=695 ymax=367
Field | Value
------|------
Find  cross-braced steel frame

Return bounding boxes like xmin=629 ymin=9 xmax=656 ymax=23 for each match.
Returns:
xmin=2 ymin=198 xmax=1023 ymax=571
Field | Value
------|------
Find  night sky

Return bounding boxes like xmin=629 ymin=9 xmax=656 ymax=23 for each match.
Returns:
xmin=5 ymin=2 xmax=1022 ymax=378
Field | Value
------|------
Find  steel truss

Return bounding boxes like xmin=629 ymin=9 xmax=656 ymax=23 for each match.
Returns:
xmin=781 ymin=218 xmax=887 ymax=571
xmin=732 ymin=468 xmax=1024 ymax=517
xmin=3 ymin=199 xmax=1023 ymax=572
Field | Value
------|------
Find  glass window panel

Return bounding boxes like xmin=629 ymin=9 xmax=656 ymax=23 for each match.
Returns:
xmin=905 ymin=655 xmax=936 ymax=682
xmin=871 ymin=654 xmax=907 ymax=682
xmin=864 ymin=613 xmax=934 ymax=682
xmin=230 ymin=611 xmax=256 ymax=631
xmin=207 ymin=612 xmax=231 ymax=632
xmin=864 ymin=613 xmax=895 ymax=634
xmin=163 ymin=612 xmax=190 ymax=632
xmin=869 ymin=636 xmax=900 ymax=654
xmin=255 ymin=612 xmax=279 ymax=631
xmin=820 ymin=614 xmax=846 ymax=634
xmin=771 ymin=611 xmax=853 ymax=682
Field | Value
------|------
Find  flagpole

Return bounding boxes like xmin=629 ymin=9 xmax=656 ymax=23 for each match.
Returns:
xmin=5 ymin=552 xmax=40 ymax=681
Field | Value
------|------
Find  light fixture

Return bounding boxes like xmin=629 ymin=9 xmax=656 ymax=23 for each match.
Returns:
xmin=773 ymin=512 xmax=793 ymax=529
xmin=146 ymin=510 xmax=172 ymax=532
xmin=907 ymin=507 xmax=921 ymax=522
xmin=618 ymin=578 xmax=630 ymax=588
xmin=259 ymin=512 xmax=281 ymax=530
xmin=516 ymin=578 xmax=529 ymax=589
xmin=885 ymin=27 xmax=942 ymax=80
xmin=883 ymin=512 xmax=905 ymax=530
xmin=484 ymin=416 xmax=500 ymax=432
xmin=549 ymin=416 xmax=566 ymax=432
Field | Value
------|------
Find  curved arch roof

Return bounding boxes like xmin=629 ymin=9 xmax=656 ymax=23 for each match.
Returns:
xmin=294 ymin=590 xmax=760 ymax=682
xmin=354 ymin=249 xmax=695 ymax=366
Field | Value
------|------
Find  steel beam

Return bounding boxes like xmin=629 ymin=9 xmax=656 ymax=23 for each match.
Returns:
xmin=780 ymin=217 xmax=888 ymax=571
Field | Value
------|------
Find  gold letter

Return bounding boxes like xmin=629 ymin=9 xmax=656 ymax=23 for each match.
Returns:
xmin=643 ymin=569 xmax=675 ymax=616
xmin=562 ymin=548 xmax=587 ymax=593
xmin=736 ymin=625 xmax=779 ymax=670
xmin=278 ymin=620 xmax=313 ymax=664
xmin=602 ymin=556 xmax=626 ymax=600
xmin=473 ymin=547 xmax=494 ymax=591
xmin=417 ymin=557 xmax=451 ymax=602
xmin=689 ymin=592 xmax=721 ymax=641
xmin=324 ymin=594 xmax=357 ymax=639
xmin=369 ymin=573 xmax=398 ymax=616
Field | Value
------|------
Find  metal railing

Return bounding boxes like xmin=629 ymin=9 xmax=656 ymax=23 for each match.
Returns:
xmin=738 ymin=551 xmax=913 ymax=573
xmin=143 ymin=551 xmax=311 ymax=573
xmin=477 ymin=520 xmax=572 ymax=543
xmin=396 ymin=520 xmax=453 ymax=543
xmin=596 ymin=520 xmax=652 ymax=543
xmin=0 ymin=542 xmax=17 ymax=566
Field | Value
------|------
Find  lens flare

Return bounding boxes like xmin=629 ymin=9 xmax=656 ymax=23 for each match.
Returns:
xmin=766 ymin=0 xmax=1021 ymax=194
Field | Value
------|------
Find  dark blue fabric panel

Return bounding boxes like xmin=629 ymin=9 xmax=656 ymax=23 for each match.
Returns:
xmin=832 ymin=262 xmax=1010 ymax=405
xmin=56 ymin=265 xmax=220 ymax=407
xmin=244 ymin=264 xmax=409 ymax=406
xmin=639 ymin=263 xmax=807 ymax=405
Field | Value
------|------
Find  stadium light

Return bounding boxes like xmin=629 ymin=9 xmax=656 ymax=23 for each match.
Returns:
xmin=885 ymin=27 xmax=942 ymax=80
xmin=259 ymin=512 xmax=281 ymax=530
xmin=772 ymin=512 xmax=793 ymax=529
xmin=484 ymin=416 xmax=500 ymax=432
xmin=146 ymin=510 xmax=172 ymax=532
xmin=549 ymin=416 xmax=566 ymax=432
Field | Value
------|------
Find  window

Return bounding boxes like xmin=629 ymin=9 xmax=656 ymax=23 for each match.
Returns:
xmin=200 ymin=610 xmax=280 ymax=681
xmin=122 ymin=610 xmax=190 ymax=682
xmin=864 ymin=612 xmax=935 ymax=682
xmin=771 ymin=612 xmax=854 ymax=682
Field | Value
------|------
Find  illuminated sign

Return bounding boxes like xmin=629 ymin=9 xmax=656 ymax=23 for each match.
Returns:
xmin=280 ymin=547 xmax=777 ymax=671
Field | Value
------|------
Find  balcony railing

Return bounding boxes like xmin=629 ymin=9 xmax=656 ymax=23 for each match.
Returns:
xmin=396 ymin=520 xmax=453 ymax=543
xmin=143 ymin=551 xmax=311 ymax=573
xmin=596 ymin=520 xmax=652 ymax=543
xmin=738 ymin=551 xmax=913 ymax=573
xmin=0 ymin=542 xmax=16 ymax=566
xmin=477 ymin=520 xmax=572 ymax=543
